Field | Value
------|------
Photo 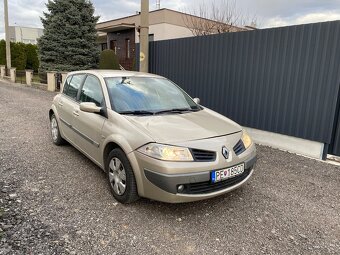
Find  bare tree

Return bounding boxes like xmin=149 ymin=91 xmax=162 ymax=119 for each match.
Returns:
xmin=183 ymin=0 xmax=256 ymax=36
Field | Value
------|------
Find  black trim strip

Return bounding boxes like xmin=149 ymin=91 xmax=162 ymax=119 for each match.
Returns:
xmin=73 ymin=127 xmax=100 ymax=148
xmin=59 ymin=117 xmax=100 ymax=148
xmin=59 ymin=117 xmax=72 ymax=128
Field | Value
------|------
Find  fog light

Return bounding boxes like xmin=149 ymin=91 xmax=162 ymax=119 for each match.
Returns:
xmin=177 ymin=185 xmax=184 ymax=192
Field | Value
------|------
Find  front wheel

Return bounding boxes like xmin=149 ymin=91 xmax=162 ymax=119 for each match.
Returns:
xmin=50 ymin=114 xmax=65 ymax=145
xmin=106 ymin=149 xmax=139 ymax=204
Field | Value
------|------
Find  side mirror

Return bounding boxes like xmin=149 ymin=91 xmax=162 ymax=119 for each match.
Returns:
xmin=193 ymin=98 xmax=200 ymax=104
xmin=79 ymin=102 xmax=101 ymax=113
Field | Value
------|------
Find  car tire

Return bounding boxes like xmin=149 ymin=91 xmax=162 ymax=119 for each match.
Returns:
xmin=50 ymin=113 xmax=65 ymax=146
xmin=106 ymin=148 xmax=139 ymax=204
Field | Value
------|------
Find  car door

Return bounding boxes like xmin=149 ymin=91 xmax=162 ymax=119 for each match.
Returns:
xmin=71 ymin=74 xmax=106 ymax=164
xmin=57 ymin=74 xmax=86 ymax=144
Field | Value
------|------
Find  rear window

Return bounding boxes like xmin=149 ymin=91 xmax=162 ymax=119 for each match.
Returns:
xmin=62 ymin=76 xmax=72 ymax=95
xmin=64 ymin=74 xmax=85 ymax=100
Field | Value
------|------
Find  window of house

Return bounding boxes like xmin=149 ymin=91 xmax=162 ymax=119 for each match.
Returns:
xmin=101 ymin=43 xmax=107 ymax=51
xmin=110 ymin=40 xmax=117 ymax=54
xmin=79 ymin=75 xmax=104 ymax=107
xmin=125 ymin=39 xmax=130 ymax=59
xmin=149 ymin=34 xmax=155 ymax=42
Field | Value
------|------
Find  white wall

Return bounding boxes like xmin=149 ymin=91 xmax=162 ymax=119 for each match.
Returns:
xmin=135 ymin=23 xmax=194 ymax=43
xmin=244 ymin=127 xmax=325 ymax=159
xmin=11 ymin=27 xmax=43 ymax=44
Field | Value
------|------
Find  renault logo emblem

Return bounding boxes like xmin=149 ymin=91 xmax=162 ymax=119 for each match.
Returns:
xmin=222 ymin=146 xmax=229 ymax=159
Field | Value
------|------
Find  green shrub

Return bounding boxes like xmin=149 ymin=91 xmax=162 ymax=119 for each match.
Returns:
xmin=25 ymin=44 xmax=39 ymax=72
xmin=0 ymin=40 xmax=26 ymax=70
xmin=11 ymin=42 xmax=27 ymax=70
xmin=0 ymin=40 xmax=40 ymax=71
xmin=0 ymin=40 xmax=6 ymax=65
xmin=99 ymin=50 xmax=119 ymax=70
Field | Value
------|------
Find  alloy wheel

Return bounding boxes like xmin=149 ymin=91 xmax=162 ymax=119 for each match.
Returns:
xmin=108 ymin=157 xmax=127 ymax=195
xmin=51 ymin=117 xmax=59 ymax=142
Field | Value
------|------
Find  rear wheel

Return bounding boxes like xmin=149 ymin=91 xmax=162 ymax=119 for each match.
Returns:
xmin=106 ymin=149 xmax=139 ymax=204
xmin=50 ymin=114 xmax=65 ymax=145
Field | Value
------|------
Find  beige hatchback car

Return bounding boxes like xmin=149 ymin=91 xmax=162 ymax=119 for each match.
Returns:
xmin=49 ymin=70 xmax=256 ymax=203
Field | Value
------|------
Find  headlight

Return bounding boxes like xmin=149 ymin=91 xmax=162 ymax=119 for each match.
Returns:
xmin=241 ymin=130 xmax=252 ymax=149
xmin=137 ymin=143 xmax=194 ymax=161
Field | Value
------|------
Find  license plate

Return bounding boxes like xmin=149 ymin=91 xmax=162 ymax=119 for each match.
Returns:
xmin=211 ymin=163 xmax=245 ymax=183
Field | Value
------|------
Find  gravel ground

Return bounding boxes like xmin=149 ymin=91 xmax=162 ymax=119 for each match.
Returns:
xmin=0 ymin=81 xmax=340 ymax=255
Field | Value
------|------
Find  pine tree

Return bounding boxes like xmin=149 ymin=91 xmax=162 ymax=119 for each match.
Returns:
xmin=38 ymin=0 xmax=99 ymax=72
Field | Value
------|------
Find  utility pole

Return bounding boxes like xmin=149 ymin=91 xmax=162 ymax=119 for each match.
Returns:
xmin=139 ymin=0 xmax=149 ymax=72
xmin=4 ymin=0 xmax=11 ymax=71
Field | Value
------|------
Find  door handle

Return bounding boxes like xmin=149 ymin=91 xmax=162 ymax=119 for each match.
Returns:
xmin=58 ymin=101 xmax=63 ymax=107
xmin=73 ymin=110 xmax=79 ymax=117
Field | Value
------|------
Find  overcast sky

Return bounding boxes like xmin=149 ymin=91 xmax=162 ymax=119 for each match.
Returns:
xmin=1 ymin=0 xmax=340 ymax=39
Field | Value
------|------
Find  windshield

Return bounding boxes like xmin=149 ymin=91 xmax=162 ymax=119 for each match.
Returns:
xmin=105 ymin=77 xmax=200 ymax=114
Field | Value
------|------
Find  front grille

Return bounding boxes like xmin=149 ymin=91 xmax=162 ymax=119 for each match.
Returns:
xmin=191 ymin=149 xmax=216 ymax=162
xmin=180 ymin=168 xmax=251 ymax=194
xmin=233 ymin=140 xmax=246 ymax=155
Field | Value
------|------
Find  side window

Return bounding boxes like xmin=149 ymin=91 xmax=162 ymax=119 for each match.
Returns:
xmin=79 ymin=75 xmax=104 ymax=106
xmin=65 ymin=74 xmax=85 ymax=100
xmin=62 ymin=76 xmax=72 ymax=95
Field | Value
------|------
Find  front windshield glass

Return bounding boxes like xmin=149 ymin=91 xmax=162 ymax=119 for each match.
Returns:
xmin=105 ymin=77 xmax=200 ymax=114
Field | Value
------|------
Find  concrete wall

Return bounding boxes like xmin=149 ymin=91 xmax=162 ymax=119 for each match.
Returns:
xmin=135 ymin=23 xmax=193 ymax=43
xmin=245 ymin=127 xmax=324 ymax=159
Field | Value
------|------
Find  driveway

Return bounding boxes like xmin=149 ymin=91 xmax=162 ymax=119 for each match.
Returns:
xmin=0 ymin=82 xmax=339 ymax=255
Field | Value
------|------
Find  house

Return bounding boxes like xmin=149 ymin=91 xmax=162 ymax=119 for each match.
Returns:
xmin=9 ymin=26 xmax=44 ymax=45
xmin=96 ymin=8 xmax=249 ymax=70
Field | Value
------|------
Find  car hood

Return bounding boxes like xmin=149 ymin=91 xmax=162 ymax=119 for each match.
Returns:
xmin=124 ymin=108 xmax=242 ymax=143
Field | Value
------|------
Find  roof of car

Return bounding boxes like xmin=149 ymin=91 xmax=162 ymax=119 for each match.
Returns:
xmin=68 ymin=70 xmax=164 ymax=79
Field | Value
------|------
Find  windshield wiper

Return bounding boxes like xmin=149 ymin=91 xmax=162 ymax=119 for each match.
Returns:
xmin=154 ymin=108 xmax=199 ymax=115
xmin=119 ymin=110 xmax=155 ymax=115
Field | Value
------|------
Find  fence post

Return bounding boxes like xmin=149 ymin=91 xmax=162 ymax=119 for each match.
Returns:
xmin=25 ymin=70 xmax=33 ymax=86
xmin=0 ymin=65 xmax=5 ymax=79
xmin=60 ymin=72 xmax=68 ymax=92
xmin=10 ymin=68 xmax=16 ymax=83
xmin=47 ymin=71 xmax=56 ymax=91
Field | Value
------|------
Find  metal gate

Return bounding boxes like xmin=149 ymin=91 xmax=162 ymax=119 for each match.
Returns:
xmin=148 ymin=21 xmax=340 ymax=153
xmin=329 ymin=87 xmax=340 ymax=156
xmin=55 ymin=73 xmax=62 ymax=91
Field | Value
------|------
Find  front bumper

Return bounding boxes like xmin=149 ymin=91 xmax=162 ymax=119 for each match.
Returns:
xmin=144 ymin=155 xmax=256 ymax=194
xmin=127 ymin=137 xmax=257 ymax=203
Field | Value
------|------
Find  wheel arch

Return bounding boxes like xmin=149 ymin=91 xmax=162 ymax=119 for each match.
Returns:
xmin=49 ymin=109 xmax=54 ymax=119
xmin=49 ymin=105 xmax=66 ymax=140
xmin=102 ymin=137 xmax=145 ymax=196
xmin=103 ymin=141 xmax=125 ymax=172
xmin=102 ymin=135 xmax=135 ymax=170
xmin=49 ymin=105 xmax=59 ymax=120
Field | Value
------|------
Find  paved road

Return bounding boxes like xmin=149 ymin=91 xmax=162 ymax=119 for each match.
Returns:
xmin=0 ymin=82 xmax=339 ymax=255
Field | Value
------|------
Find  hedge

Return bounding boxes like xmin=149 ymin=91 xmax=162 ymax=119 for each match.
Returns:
xmin=99 ymin=49 xmax=119 ymax=70
xmin=0 ymin=40 xmax=39 ymax=72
